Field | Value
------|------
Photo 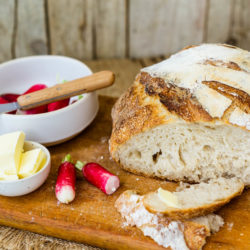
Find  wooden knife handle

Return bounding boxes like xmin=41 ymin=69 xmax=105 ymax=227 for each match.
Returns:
xmin=17 ymin=71 xmax=115 ymax=110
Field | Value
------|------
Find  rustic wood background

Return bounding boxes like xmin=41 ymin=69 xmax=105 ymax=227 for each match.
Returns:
xmin=0 ymin=0 xmax=250 ymax=63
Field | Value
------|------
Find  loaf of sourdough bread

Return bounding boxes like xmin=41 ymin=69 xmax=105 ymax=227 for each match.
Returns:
xmin=110 ymin=44 xmax=250 ymax=185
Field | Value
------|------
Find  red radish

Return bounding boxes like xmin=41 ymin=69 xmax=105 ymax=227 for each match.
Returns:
xmin=0 ymin=97 xmax=16 ymax=114
xmin=17 ymin=105 xmax=47 ymax=115
xmin=19 ymin=84 xmax=48 ymax=114
xmin=47 ymin=98 xmax=70 ymax=112
xmin=23 ymin=84 xmax=47 ymax=94
xmin=16 ymin=105 xmax=48 ymax=115
xmin=75 ymin=161 xmax=120 ymax=195
xmin=0 ymin=97 xmax=8 ymax=104
xmin=1 ymin=94 xmax=20 ymax=114
xmin=1 ymin=93 xmax=19 ymax=102
xmin=55 ymin=154 xmax=76 ymax=204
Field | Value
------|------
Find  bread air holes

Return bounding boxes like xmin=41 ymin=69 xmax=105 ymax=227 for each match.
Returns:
xmin=203 ymin=145 xmax=213 ymax=152
xmin=156 ymin=169 xmax=163 ymax=175
xmin=152 ymin=150 xmax=162 ymax=164
xmin=222 ymin=173 xmax=235 ymax=179
xmin=129 ymin=150 xmax=142 ymax=159
xmin=204 ymin=126 xmax=216 ymax=130
xmin=217 ymin=155 xmax=222 ymax=161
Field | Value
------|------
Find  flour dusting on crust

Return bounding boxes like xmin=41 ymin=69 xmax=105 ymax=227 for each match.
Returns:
xmin=229 ymin=107 xmax=250 ymax=130
xmin=115 ymin=190 xmax=224 ymax=250
xmin=115 ymin=191 xmax=188 ymax=250
xmin=141 ymin=44 xmax=250 ymax=121
xmin=142 ymin=222 xmax=188 ymax=250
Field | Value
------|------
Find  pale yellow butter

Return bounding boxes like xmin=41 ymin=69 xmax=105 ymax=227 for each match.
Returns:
xmin=157 ymin=188 xmax=180 ymax=208
xmin=0 ymin=131 xmax=25 ymax=175
xmin=18 ymin=148 xmax=46 ymax=178
xmin=0 ymin=173 xmax=19 ymax=180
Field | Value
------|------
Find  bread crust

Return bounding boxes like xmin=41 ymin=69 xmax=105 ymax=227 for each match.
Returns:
xmin=142 ymin=183 xmax=244 ymax=220
xmin=110 ymin=81 xmax=168 ymax=155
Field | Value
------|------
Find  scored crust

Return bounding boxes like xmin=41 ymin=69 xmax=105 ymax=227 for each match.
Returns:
xmin=110 ymin=44 xmax=250 ymax=158
xmin=110 ymin=81 xmax=166 ymax=155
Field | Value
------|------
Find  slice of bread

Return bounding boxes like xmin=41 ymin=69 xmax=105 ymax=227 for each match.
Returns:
xmin=143 ymin=177 xmax=244 ymax=219
xmin=115 ymin=190 xmax=224 ymax=250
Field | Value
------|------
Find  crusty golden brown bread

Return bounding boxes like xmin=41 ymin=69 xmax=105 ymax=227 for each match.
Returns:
xmin=110 ymin=43 xmax=250 ymax=185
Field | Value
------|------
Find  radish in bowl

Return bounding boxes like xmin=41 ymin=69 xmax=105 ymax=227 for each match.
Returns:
xmin=0 ymin=55 xmax=99 ymax=145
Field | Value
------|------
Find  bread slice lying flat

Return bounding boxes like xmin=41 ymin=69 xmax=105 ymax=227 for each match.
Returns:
xmin=115 ymin=190 xmax=224 ymax=250
xmin=110 ymin=44 xmax=250 ymax=185
xmin=143 ymin=177 xmax=244 ymax=220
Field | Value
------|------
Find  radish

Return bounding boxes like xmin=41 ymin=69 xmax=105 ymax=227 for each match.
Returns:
xmin=16 ymin=105 xmax=47 ymax=115
xmin=18 ymin=84 xmax=48 ymax=114
xmin=55 ymin=154 xmax=76 ymax=204
xmin=0 ymin=97 xmax=17 ymax=114
xmin=1 ymin=94 xmax=20 ymax=114
xmin=47 ymin=98 xmax=70 ymax=112
xmin=0 ymin=97 xmax=8 ymax=104
xmin=75 ymin=161 xmax=120 ymax=195
xmin=23 ymin=84 xmax=47 ymax=95
xmin=1 ymin=93 xmax=19 ymax=102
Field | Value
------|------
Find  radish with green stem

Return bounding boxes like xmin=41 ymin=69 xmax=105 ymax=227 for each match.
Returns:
xmin=75 ymin=162 xmax=120 ymax=195
xmin=55 ymin=154 xmax=76 ymax=204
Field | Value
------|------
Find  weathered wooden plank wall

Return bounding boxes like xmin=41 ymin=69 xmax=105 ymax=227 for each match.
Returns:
xmin=0 ymin=0 xmax=249 ymax=63
xmin=205 ymin=0 xmax=233 ymax=43
xmin=94 ymin=0 xmax=126 ymax=58
xmin=0 ymin=0 xmax=15 ymax=62
xmin=16 ymin=0 xmax=48 ymax=57
xmin=231 ymin=0 xmax=250 ymax=49
xmin=48 ymin=0 xmax=93 ymax=60
xmin=129 ymin=0 xmax=208 ymax=57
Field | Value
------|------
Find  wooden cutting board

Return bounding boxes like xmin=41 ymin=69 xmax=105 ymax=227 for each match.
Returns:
xmin=0 ymin=96 xmax=249 ymax=250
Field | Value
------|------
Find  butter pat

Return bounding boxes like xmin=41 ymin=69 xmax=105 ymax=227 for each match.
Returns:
xmin=0 ymin=131 xmax=25 ymax=175
xmin=0 ymin=174 xmax=19 ymax=181
xmin=158 ymin=188 xmax=180 ymax=208
xmin=18 ymin=148 xmax=46 ymax=178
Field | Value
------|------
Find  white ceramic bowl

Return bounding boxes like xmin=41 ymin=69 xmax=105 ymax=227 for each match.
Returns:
xmin=0 ymin=56 xmax=98 ymax=145
xmin=0 ymin=141 xmax=51 ymax=196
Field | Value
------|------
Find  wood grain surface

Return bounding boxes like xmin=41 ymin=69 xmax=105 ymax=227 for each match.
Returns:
xmin=0 ymin=0 xmax=15 ymax=62
xmin=231 ymin=0 xmax=250 ymax=49
xmin=129 ymin=0 xmax=207 ymax=57
xmin=205 ymin=0 xmax=233 ymax=43
xmin=15 ymin=0 xmax=47 ymax=57
xmin=1 ymin=0 xmax=250 ymax=62
xmin=94 ymin=0 xmax=126 ymax=58
xmin=0 ymin=96 xmax=249 ymax=250
xmin=47 ymin=0 xmax=94 ymax=60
